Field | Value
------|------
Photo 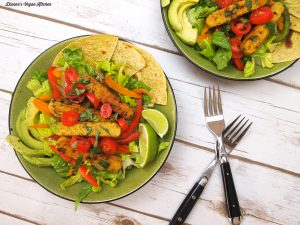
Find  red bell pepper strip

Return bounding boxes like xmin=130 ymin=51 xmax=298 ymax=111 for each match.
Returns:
xmin=119 ymin=98 xmax=143 ymax=139
xmin=117 ymin=117 xmax=129 ymax=131
xmin=48 ymin=66 xmax=61 ymax=99
xmin=78 ymin=165 xmax=98 ymax=187
xmin=117 ymin=145 xmax=130 ymax=154
xmin=49 ymin=145 xmax=76 ymax=166
xmin=117 ymin=132 xmax=140 ymax=145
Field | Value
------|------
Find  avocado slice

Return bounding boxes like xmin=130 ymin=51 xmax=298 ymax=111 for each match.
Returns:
xmin=22 ymin=155 xmax=53 ymax=167
xmin=176 ymin=1 xmax=198 ymax=45
xmin=6 ymin=135 xmax=47 ymax=157
xmin=168 ymin=0 xmax=199 ymax=45
xmin=168 ymin=0 xmax=199 ymax=32
xmin=16 ymin=109 xmax=44 ymax=149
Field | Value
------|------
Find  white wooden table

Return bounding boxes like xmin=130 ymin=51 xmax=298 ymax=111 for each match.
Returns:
xmin=1 ymin=1 xmax=300 ymax=225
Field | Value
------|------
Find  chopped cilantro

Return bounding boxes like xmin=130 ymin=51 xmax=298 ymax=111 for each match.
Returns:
xmin=99 ymin=125 xmax=111 ymax=136
xmin=99 ymin=160 xmax=110 ymax=169
xmin=85 ymin=126 xmax=93 ymax=135
xmin=71 ymin=141 xmax=78 ymax=149
xmin=80 ymin=110 xmax=99 ymax=122
xmin=90 ymin=147 xmax=102 ymax=154
xmin=94 ymin=130 xmax=100 ymax=148
xmin=73 ymin=156 xmax=83 ymax=170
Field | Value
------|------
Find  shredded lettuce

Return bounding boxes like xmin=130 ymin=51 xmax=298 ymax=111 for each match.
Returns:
xmin=253 ymin=45 xmax=274 ymax=69
xmin=197 ymin=38 xmax=216 ymax=60
xmin=32 ymin=69 xmax=47 ymax=83
xmin=74 ymin=183 xmax=92 ymax=211
xmin=121 ymin=155 xmax=140 ymax=179
xmin=26 ymin=80 xmax=41 ymax=96
xmin=125 ymin=77 xmax=151 ymax=91
xmin=120 ymin=94 xmax=136 ymax=107
xmin=212 ymin=31 xmax=231 ymax=50
xmin=158 ymin=140 xmax=170 ymax=153
xmin=212 ymin=48 xmax=232 ymax=70
xmin=37 ymin=113 xmax=54 ymax=137
xmin=27 ymin=79 xmax=51 ymax=97
xmin=52 ymin=154 xmax=71 ymax=178
xmin=244 ymin=57 xmax=255 ymax=77
xmin=60 ymin=172 xmax=82 ymax=191
xmin=129 ymin=142 xmax=139 ymax=152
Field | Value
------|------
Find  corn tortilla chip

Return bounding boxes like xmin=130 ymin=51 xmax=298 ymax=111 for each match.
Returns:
xmin=285 ymin=0 xmax=300 ymax=18
xmin=53 ymin=34 xmax=118 ymax=67
xmin=133 ymin=47 xmax=167 ymax=105
xmin=111 ymin=41 xmax=146 ymax=76
xmin=290 ymin=15 xmax=300 ymax=32
xmin=271 ymin=31 xmax=300 ymax=63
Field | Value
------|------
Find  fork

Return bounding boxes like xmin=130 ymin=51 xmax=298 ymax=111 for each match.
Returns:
xmin=204 ymin=86 xmax=242 ymax=225
xmin=169 ymin=115 xmax=252 ymax=225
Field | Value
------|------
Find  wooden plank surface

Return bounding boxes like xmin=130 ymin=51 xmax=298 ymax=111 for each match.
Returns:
xmin=0 ymin=1 xmax=300 ymax=224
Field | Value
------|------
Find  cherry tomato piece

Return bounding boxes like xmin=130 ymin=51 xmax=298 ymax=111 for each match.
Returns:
xmin=70 ymin=136 xmax=92 ymax=153
xmin=229 ymin=38 xmax=243 ymax=59
xmin=250 ymin=6 xmax=273 ymax=25
xmin=99 ymin=138 xmax=118 ymax=155
xmin=65 ymin=83 xmax=86 ymax=99
xmin=233 ymin=58 xmax=245 ymax=71
xmin=65 ymin=67 xmax=79 ymax=85
xmin=117 ymin=118 xmax=129 ymax=131
xmin=100 ymin=103 xmax=112 ymax=119
xmin=230 ymin=18 xmax=252 ymax=36
xmin=216 ymin=0 xmax=234 ymax=8
xmin=61 ymin=111 xmax=79 ymax=126
xmin=86 ymin=92 xmax=100 ymax=109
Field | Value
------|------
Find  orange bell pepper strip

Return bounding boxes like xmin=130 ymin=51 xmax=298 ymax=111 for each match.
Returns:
xmin=29 ymin=123 xmax=50 ymax=128
xmin=104 ymin=75 xmax=141 ymax=99
xmin=33 ymin=99 xmax=51 ymax=115
xmin=38 ymin=95 xmax=52 ymax=101
xmin=132 ymin=88 xmax=149 ymax=95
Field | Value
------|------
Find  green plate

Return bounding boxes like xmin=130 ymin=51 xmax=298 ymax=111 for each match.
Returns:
xmin=161 ymin=5 xmax=297 ymax=80
xmin=9 ymin=36 xmax=177 ymax=203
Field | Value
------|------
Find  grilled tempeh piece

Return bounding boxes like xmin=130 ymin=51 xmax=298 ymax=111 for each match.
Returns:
xmin=50 ymin=121 xmax=121 ymax=137
xmin=206 ymin=0 xmax=267 ymax=28
xmin=48 ymin=100 xmax=113 ymax=121
xmin=81 ymin=73 xmax=134 ymax=119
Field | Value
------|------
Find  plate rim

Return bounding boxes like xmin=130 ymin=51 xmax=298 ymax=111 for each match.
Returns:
xmin=160 ymin=4 xmax=298 ymax=81
xmin=8 ymin=35 xmax=178 ymax=203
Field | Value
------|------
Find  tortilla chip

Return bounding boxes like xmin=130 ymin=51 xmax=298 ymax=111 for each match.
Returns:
xmin=271 ymin=31 xmax=300 ymax=63
xmin=111 ymin=41 xmax=146 ymax=76
xmin=53 ymin=34 xmax=118 ymax=67
xmin=133 ymin=47 xmax=167 ymax=105
xmin=290 ymin=15 xmax=300 ymax=32
xmin=285 ymin=0 xmax=300 ymax=18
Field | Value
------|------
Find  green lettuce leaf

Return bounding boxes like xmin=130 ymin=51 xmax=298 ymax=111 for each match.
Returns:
xmin=244 ymin=57 xmax=255 ymax=77
xmin=125 ymin=77 xmax=151 ymax=91
xmin=60 ymin=172 xmax=82 ymax=190
xmin=52 ymin=154 xmax=71 ymax=178
xmin=158 ymin=140 xmax=170 ymax=153
xmin=212 ymin=48 xmax=232 ymax=70
xmin=197 ymin=38 xmax=216 ymax=60
xmin=212 ymin=31 xmax=231 ymax=50
xmin=74 ymin=183 xmax=92 ymax=211
xmin=32 ymin=69 xmax=47 ymax=83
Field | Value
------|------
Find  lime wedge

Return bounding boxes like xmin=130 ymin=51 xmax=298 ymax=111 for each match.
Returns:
xmin=161 ymin=0 xmax=170 ymax=7
xmin=139 ymin=123 xmax=159 ymax=168
xmin=142 ymin=109 xmax=169 ymax=138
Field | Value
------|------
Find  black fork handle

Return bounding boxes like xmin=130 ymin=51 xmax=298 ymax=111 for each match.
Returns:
xmin=220 ymin=160 xmax=241 ymax=224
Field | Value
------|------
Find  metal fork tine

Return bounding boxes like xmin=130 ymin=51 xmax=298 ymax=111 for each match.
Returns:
xmin=213 ymin=86 xmax=217 ymax=115
xmin=217 ymin=85 xmax=223 ymax=114
xmin=208 ymin=86 xmax=213 ymax=115
xmin=225 ymin=117 xmax=245 ymax=138
xmin=228 ymin=119 xmax=249 ymax=141
xmin=223 ymin=114 xmax=241 ymax=134
xmin=231 ymin=122 xmax=253 ymax=146
xmin=204 ymin=88 xmax=208 ymax=116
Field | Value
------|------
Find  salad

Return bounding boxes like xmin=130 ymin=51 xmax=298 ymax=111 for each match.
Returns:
xmin=165 ymin=0 xmax=300 ymax=77
xmin=7 ymin=35 xmax=171 ymax=209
